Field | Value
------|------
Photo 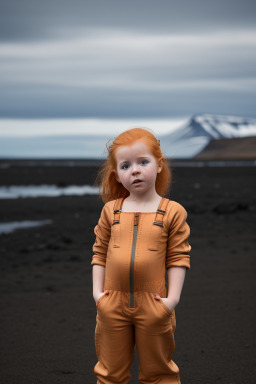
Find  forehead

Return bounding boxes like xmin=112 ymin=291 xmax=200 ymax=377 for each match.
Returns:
xmin=115 ymin=140 xmax=152 ymax=162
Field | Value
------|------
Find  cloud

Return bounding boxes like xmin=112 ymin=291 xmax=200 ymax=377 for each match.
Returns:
xmin=0 ymin=117 xmax=190 ymax=136
xmin=1 ymin=0 xmax=256 ymax=42
xmin=1 ymin=29 xmax=255 ymax=88
xmin=0 ymin=1 xmax=256 ymax=118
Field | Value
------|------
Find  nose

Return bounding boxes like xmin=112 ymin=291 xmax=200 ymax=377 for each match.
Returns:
xmin=131 ymin=163 xmax=140 ymax=175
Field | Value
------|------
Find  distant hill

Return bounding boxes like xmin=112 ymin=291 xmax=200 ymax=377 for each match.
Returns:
xmin=1 ymin=113 xmax=256 ymax=159
xmin=159 ymin=113 xmax=256 ymax=158
xmin=193 ymin=136 xmax=256 ymax=160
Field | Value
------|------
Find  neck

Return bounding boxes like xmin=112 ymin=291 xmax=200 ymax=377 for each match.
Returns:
xmin=126 ymin=190 xmax=161 ymax=205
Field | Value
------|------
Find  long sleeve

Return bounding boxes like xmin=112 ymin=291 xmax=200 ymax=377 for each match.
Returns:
xmin=91 ymin=204 xmax=111 ymax=267
xmin=165 ymin=203 xmax=191 ymax=270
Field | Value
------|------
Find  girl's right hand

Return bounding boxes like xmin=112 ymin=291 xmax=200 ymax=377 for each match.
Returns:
xmin=94 ymin=290 xmax=109 ymax=305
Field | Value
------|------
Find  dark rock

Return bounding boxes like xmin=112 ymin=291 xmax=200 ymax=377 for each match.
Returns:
xmin=43 ymin=255 xmax=56 ymax=263
xmin=45 ymin=285 xmax=57 ymax=292
xmin=46 ymin=243 xmax=62 ymax=250
xmin=69 ymin=255 xmax=82 ymax=262
xmin=57 ymin=181 xmax=67 ymax=187
xmin=213 ymin=202 xmax=238 ymax=214
xmin=36 ymin=243 xmax=47 ymax=251
xmin=61 ymin=236 xmax=73 ymax=244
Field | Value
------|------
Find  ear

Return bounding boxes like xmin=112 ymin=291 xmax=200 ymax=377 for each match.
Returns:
xmin=157 ymin=157 xmax=163 ymax=173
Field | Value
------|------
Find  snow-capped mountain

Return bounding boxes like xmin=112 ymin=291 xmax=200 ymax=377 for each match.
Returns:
xmin=1 ymin=114 xmax=256 ymax=159
xmin=159 ymin=114 xmax=256 ymax=158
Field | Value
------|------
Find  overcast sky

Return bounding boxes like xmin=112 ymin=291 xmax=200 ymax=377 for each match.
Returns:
xmin=0 ymin=0 xmax=256 ymax=121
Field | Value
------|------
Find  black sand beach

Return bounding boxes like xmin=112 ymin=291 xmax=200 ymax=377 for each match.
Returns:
xmin=0 ymin=160 xmax=255 ymax=383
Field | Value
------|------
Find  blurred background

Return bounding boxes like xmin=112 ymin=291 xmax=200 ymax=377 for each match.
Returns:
xmin=0 ymin=1 xmax=255 ymax=383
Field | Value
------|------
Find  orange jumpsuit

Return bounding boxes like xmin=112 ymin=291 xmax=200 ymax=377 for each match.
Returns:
xmin=91 ymin=196 xmax=191 ymax=384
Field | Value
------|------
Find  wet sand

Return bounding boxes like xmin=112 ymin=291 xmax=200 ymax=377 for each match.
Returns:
xmin=0 ymin=162 xmax=255 ymax=383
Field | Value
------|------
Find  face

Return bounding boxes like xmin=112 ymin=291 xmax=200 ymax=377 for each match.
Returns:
xmin=114 ymin=140 xmax=162 ymax=195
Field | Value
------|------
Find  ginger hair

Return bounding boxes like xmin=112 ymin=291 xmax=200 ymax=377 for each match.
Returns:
xmin=93 ymin=127 xmax=172 ymax=203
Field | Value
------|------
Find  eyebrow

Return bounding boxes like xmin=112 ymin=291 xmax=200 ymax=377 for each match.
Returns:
xmin=119 ymin=156 xmax=150 ymax=165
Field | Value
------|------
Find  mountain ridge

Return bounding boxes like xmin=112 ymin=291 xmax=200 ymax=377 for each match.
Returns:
xmin=0 ymin=113 xmax=256 ymax=159
xmin=159 ymin=113 xmax=256 ymax=158
xmin=193 ymin=136 xmax=256 ymax=160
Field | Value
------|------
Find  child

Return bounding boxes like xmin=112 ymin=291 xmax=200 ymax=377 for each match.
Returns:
xmin=91 ymin=127 xmax=191 ymax=384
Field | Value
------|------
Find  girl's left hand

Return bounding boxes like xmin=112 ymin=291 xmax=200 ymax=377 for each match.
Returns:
xmin=153 ymin=293 xmax=177 ymax=312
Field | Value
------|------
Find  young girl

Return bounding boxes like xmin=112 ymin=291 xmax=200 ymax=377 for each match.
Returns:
xmin=91 ymin=127 xmax=191 ymax=384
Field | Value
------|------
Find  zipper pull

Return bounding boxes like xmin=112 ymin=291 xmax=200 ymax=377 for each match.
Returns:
xmin=134 ymin=212 xmax=140 ymax=226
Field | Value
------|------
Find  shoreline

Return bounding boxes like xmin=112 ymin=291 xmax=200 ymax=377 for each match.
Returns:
xmin=0 ymin=164 xmax=255 ymax=383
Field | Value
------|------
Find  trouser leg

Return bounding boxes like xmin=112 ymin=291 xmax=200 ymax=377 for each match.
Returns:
xmin=135 ymin=328 xmax=181 ymax=384
xmin=135 ymin=292 xmax=181 ymax=384
xmin=94 ymin=317 xmax=135 ymax=384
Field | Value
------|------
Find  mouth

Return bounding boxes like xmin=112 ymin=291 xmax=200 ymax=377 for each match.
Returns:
xmin=133 ymin=179 xmax=143 ymax=184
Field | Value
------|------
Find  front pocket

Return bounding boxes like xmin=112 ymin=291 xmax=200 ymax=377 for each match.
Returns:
xmin=96 ymin=292 xmax=108 ymax=308
xmin=150 ymin=293 xmax=172 ymax=318
xmin=147 ymin=222 xmax=163 ymax=251
xmin=159 ymin=299 xmax=173 ymax=316
xmin=170 ymin=309 xmax=176 ymax=332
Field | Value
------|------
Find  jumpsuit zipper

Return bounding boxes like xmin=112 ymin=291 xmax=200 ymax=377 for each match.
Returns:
xmin=130 ymin=212 xmax=139 ymax=308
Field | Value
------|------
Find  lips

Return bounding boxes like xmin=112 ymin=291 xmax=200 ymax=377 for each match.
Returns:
xmin=133 ymin=179 xmax=142 ymax=184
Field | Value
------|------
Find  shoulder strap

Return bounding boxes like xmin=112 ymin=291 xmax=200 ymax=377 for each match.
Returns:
xmin=112 ymin=197 xmax=170 ymax=227
xmin=153 ymin=197 xmax=170 ymax=227
xmin=112 ymin=197 xmax=124 ymax=225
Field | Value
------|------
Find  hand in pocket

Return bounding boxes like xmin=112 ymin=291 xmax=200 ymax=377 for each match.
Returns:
xmin=95 ymin=290 xmax=109 ymax=305
xmin=153 ymin=293 xmax=176 ymax=313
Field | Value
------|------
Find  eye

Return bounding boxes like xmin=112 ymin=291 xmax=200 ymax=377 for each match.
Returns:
xmin=141 ymin=159 xmax=149 ymax=165
xmin=121 ymin=163 xmax=129 ymax=170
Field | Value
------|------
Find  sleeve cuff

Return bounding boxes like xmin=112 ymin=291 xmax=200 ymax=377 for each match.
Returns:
xmin=91 ymin=256 xmax=106 ymax=267
xmin=166 ymin=258 xmax=190 ymax=270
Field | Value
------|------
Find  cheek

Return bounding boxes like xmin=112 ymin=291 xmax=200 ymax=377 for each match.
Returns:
xmin=146 ymin=166 xmax=157 ymax=179
xmin=119 ymin=171 xmax=129 ymax=184
xmin=123 ymin=174 xmax=131 ymax=184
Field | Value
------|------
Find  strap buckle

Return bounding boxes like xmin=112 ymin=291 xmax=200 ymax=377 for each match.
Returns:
xmin=153 ymin=221 xmax=164 ymax=227
xmin=156 ymin=209 xmax=166 ymax=215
